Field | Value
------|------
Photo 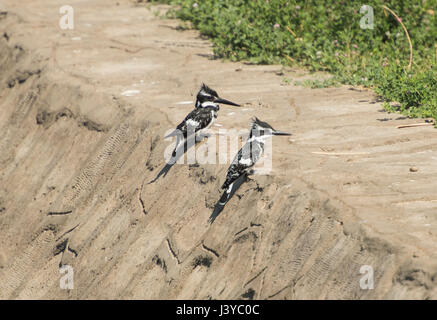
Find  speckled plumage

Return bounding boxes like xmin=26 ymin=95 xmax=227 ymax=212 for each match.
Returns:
xmin=221 ymin=138 xmax=264 ymax=190
xmin=150 ymin=84 xmax=239 ymax=184
xmin=166 ymin=104 xmax=219 ymax=140
xmin=209 ymin=117 xmax=291 ymax=224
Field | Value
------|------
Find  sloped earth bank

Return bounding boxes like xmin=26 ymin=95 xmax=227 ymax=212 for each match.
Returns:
xmin=0 ymin=0 xmax=437 ymax=300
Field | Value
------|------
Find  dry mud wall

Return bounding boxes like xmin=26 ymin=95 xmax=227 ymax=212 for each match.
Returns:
xmin=0 ymin=10 xmax=435 ymax=299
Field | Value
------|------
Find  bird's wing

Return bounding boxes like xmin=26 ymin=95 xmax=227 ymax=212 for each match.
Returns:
xmin=210 ymin=142 xmax=264 ymax=223
xmin=249 ymin=141 xmax=264 ymax=164
xmin=221 ymin=142 xmax=257 ymax=190
xmin=187 ymin=107 xmax=213 ymax=133
xmin=165 ymin=108 xmax=213 ymax=139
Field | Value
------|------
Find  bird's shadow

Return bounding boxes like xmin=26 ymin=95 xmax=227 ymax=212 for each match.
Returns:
xmin=148 ymin=136 xmax=202 ymax=184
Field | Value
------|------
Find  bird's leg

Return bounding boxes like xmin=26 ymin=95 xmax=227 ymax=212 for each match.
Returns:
xmin=195 ymin=134 xmax=203 ymax=142
xmin=245 ymin=169 xmax=258 ymax=183
xmin=247 ymin=169 xmax=257 ymax=176
xmin=245 ymin=171 xmax=263 ymax=191
xmin=195 ymin=131 xmax=211 ymax=141
xmin=247 ymin=168 xmax=272 ymax=176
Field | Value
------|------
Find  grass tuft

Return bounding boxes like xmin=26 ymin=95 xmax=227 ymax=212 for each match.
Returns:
xmin=149 ymin=0 xmax=437 ymax=122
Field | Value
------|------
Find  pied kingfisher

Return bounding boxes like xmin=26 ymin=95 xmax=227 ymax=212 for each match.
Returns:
xmin=209 ymin=117 xmax=291 ymax=224
xmin=149 ymin=84 xmax=240 ymax=184
xmin=165 ymin=84 xmax=240 ymax=158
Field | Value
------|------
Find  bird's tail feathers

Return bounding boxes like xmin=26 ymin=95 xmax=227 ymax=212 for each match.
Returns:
xmin=164 ymin=129 xmax=179 ymax=139
xmin=208 ymin=185 xmax=232 ymax=223
xmin=219 ymin=185 xmax=232 ymax=205
xmin=209 ymin=174 xmax=247 ymax=224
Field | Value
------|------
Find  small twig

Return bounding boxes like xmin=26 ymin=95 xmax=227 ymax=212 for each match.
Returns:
xmin=47 ymin=210 xmax=72 ymax=216
xmin=286 ymin=26 xmax=297 ymax=38
xmin=381 ymin=5 xmax=413 ymax=70
xmin=396 ymin=122 xmax=434 ymax=129
xmin=283 ymin=53 xmax=294 ymax=64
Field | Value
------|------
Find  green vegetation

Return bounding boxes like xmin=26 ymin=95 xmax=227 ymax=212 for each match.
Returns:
xmin=152 ymin=0 xmax=437 ymax=121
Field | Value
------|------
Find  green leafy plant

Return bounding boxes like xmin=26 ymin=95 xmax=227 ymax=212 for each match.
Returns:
xmin=151 ymin=0 xmax=437 ymax=122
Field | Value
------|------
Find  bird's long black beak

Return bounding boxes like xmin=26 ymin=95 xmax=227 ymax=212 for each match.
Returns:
xmin=214 ymin=97 xmax=240 ymax=106
xmin=273 ymin=130 xmax=292 ymax=136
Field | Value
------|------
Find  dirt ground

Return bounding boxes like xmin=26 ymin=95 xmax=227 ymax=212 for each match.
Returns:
xmin=1 ymin=0 xmax=437 ymax=299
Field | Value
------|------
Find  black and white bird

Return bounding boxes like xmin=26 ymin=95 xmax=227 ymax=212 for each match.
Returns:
xmin=149 ymin=84 xmax=240 ymax=184
xmin=209 ymin=117 xmax=291 ymax=224
xmin=166 ymin=84 xmax=240 ymax=159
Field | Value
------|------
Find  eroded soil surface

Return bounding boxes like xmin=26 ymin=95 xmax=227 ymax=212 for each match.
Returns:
xmin=0 ymin=0 xmax=436 ymax=299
